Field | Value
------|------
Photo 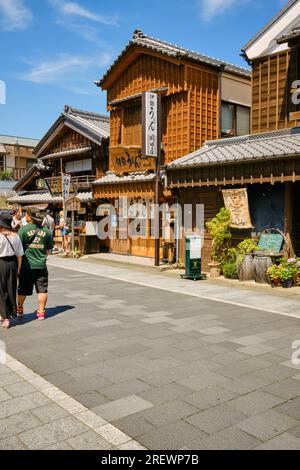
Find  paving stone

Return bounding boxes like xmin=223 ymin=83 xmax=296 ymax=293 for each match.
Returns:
xmin=195 ymin=426 xmax=261 ymax=450
xmin=0 ymin=410 xmax=42 ymax=437
xmin=0 ymin=435 xmax=28 ymax=450
xmin=100 ymin=379 xmax=151 ymax=401
xmin=138 ymin=383 xmax=194 ymax=405
xmin=112 ymin=414 xmax=155 ymax=438
xmin=275 ymin=397 xmax=300 ymax=420
xmin=185 ymin=403 xmax=248 ymax=434
xmin=255 ymin=433 xmax=300 ymax=450
xmin=228 ymin=390 xmax=285 ymax=416
xmin=236 ymin=344 xmax=276 ymax=357
xmin=212 ymin=351 xmax=249 ymax=365
xmin=197 ymin=327 xmax=230 ymax=336
xmin=95 ymin=424 xmax=131 ymax=446
xmin=0 ymin=388 xmax=12 ymax=402
xmin=0 ymin=392 xmax=50 ymax=419
xmin=66 ymin=430 xmax=113 ymax=450
xmin=182 ymin=386 xmax=239 ymax=411
xmin=139 ymin=400 xmax=198 ymax=427
xmin=177 ymin=370 xmax=230 ymax=391
xmin=74 ymin=391 xmax=108 ymax=408
xmin=263 ymin=378 xmax=300 ymax=400
xmin=31 ymin=403 xmax=69 ymax=424
xmin=45 ymin=442 xmax=73 ymax=450
xmin=93 ymin=395 xmax=153 ymax=422
xmin=255 ymin=365 xmax=298 ymax=381
xmin=214 ymin=358 xmax=272 ymax=379
xmin=74 ymin=410 xmax=107 ymax=429
xmin=18 ymin=416 xmax=89 ymax=450
xmin=238 ymin=410 xmax=298 ymax=441
xmin=138 ymin=420 xmax=208 ymax=450
xmin=0 ymin=372 xmax=24 ymax=387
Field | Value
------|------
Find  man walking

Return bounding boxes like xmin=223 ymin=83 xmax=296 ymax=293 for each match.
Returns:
xmin=42 ymin=210 xmax=55 ymax=235
xmin=17 ymin=208 xmax=53 ymax=321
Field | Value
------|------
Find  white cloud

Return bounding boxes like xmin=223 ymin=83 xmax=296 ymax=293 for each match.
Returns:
xmin=0 ymin=0 xmax=32 ymax=31
xmin=199 ymin=0 xmax=243 ymax=21
xmin=49 ymin=0 xmax=118 ymax=26
xmin=20 ymin=52 xmax=112 ymax=95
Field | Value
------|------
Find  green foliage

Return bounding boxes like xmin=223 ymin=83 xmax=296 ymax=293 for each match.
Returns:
xmin=222 ymin=261 xmax=238 ymax=279
xmin=236 ymin=239 xmax=259 ymax=255
xmin=206 ymin=208 xmax=231 ymax=264
xmin=267 ymin=258 xmax=300 ymax=285
xmin=0 ymin=170 xmax=13 ymax=180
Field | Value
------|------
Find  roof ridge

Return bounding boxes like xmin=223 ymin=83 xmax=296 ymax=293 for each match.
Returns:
xmin=205 ymin=127 xmax=300 ymax=148
xmin=0 ymin=134 xmax=39 ymax=141
xmin=133 ymin=30 xmax=250 ymax=73
xmin=64 ymin=105 xmax=109 ymax=121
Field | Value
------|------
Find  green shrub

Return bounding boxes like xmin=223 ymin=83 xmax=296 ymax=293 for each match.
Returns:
xmin=222 ymin=261 xmax=238 ymax=279
xmin=206 ymin=208 xmax=232 ymax=264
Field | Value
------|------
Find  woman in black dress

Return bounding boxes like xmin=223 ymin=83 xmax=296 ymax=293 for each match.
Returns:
xmin=0 ymin=212 xmax=23 ymax=329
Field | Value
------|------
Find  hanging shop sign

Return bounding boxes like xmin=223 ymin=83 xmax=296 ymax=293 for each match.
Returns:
xmin=45 ymin=175 xmax=73 ymax=196
xmin=222 ymin=188 xmax=253 ymax=229
xmin=110 ymin=147 xmax=156 ymax=175
xmin=65 ymin=196 xmax=81 ymax=212
xmin=142 ymin=91 xmax=160 ymax=158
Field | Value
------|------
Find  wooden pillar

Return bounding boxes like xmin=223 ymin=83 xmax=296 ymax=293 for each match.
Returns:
xmin=284 ymin=182 xmax=295 ymax=257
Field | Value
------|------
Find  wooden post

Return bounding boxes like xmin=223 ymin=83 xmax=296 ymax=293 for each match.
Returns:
xmin=154 ymin=95 xmax=162 ymax=267
xmin=284 ymin=182 xmax=294 ymax=257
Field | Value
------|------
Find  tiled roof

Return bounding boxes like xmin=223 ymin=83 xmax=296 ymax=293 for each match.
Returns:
xmin=34 ymin=105 xmax=109 ymax=155
xmin=8 ymin=191 xmax=93 ymax=204
xmin=0 ymin=135 xmax=39 ymax=148
xmin=96 ymin=30 xmax=250 ymax=87
xmin=168 ymin=127 xmax=300 ymax=170
xmin=64 ymin=106 xmax=110 ymax=139
xmin=277 ymin=27 xmax=300 ymax=44
xmin=41 ymin=146 xmax=92 ymax=161
xmin=93 ymin=171 xmax=156 ymax=185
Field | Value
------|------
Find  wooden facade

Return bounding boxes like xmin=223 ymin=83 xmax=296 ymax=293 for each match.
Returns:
xmin=252 ymin=44 xmax=300 ymax=133
xmin=106 ymin=50 xmax=220 ymax=164
xmin=95 ymin=31 xmax=251 ymax=260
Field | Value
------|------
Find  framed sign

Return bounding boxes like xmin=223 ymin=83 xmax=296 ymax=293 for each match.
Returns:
xmin=142 ymin=92 xmax=160 ymax=158
xmin=110 ymin=147 xmax=156 ymax=175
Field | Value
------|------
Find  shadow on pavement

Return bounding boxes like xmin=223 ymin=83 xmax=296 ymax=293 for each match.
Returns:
xmin=14 ymin=305 xmax=75 ymax=326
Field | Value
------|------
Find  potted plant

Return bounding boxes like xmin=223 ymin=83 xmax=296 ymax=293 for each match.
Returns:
xmin=206 ymin=208 xmax=231 ymax=278
xmin=267 ymin=264 xmax=282 ymax=287
xmin=280 ymin=267 xmax=294 ymax=288
xmin=236 ymin=239 xmax=259 ymax=282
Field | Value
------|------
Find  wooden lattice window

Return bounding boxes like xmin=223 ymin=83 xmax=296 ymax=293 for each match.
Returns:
xmin=122 ymin=102 xmax=142 ymax=146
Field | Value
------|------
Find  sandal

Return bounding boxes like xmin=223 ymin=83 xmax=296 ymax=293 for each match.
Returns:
xmin=2 ymin=319 xmax=10 ymax=329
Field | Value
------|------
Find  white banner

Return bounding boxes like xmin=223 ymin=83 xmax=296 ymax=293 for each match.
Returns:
xmin=62 ymin=175 xmax=71 ymax=201
xmin=143 ymin=92 xmax=158 ymax=158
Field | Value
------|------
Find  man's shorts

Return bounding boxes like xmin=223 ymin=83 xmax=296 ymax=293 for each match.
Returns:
xmin=18 ymin=269 xmax=49 ymax=296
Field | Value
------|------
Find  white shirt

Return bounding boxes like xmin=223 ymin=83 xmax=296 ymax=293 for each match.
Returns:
xmin=21 ymin=216 xmax=28 ymax=226
xmin=0 ymin=233 xmax=24 ymax=258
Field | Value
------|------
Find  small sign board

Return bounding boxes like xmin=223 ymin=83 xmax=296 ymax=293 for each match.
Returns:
xmin=65 ymin=196 xmax=81 ymax=212
xmin=258 ymin=233 xmax=284 ymax=253
xmin=142 ymin=92 xmax=160 ymax=158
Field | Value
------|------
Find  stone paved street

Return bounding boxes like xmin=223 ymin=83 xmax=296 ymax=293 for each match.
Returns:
xmin=0 ymin=258 xmax=300 ymax=450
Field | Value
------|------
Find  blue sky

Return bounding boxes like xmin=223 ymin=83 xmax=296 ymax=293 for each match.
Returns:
xmin=0 ymin=0 xmax=288 ymax=139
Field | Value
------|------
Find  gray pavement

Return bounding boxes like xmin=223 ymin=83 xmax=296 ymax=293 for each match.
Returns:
xmin=0 ymin=258 xmax=300 ymax=450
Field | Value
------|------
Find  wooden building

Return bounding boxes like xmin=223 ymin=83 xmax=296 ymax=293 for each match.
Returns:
xmin=168 ymin=0 xmax=300 ymax=268
xmin=93 ymin=30 xmax=251 ymax=259
xmin=0 ymin=134 xmax=39 ymax=180
xmin=9 ymin=106 xmax=109 ymax=251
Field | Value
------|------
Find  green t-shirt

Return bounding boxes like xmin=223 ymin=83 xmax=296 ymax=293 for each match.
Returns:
xmin=18 ymin=223 xmax=53 ymax=270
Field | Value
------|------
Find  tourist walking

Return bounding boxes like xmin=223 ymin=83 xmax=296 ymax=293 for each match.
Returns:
xmin=59 ymin=210 xmax=69 ymax=252
xmin=42 ymin=210 xmax=55 ymax=238
xmin=17 ymin=208 xmax=53 ymax=321
xmin=0 ymin=212 xmax=23 ymax=329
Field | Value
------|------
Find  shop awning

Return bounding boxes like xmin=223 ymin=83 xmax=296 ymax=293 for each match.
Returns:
xmin=8 ymin=191 xmax=93 ymax=205
xmin=40 ymin=146 xmax=92 ymax=161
